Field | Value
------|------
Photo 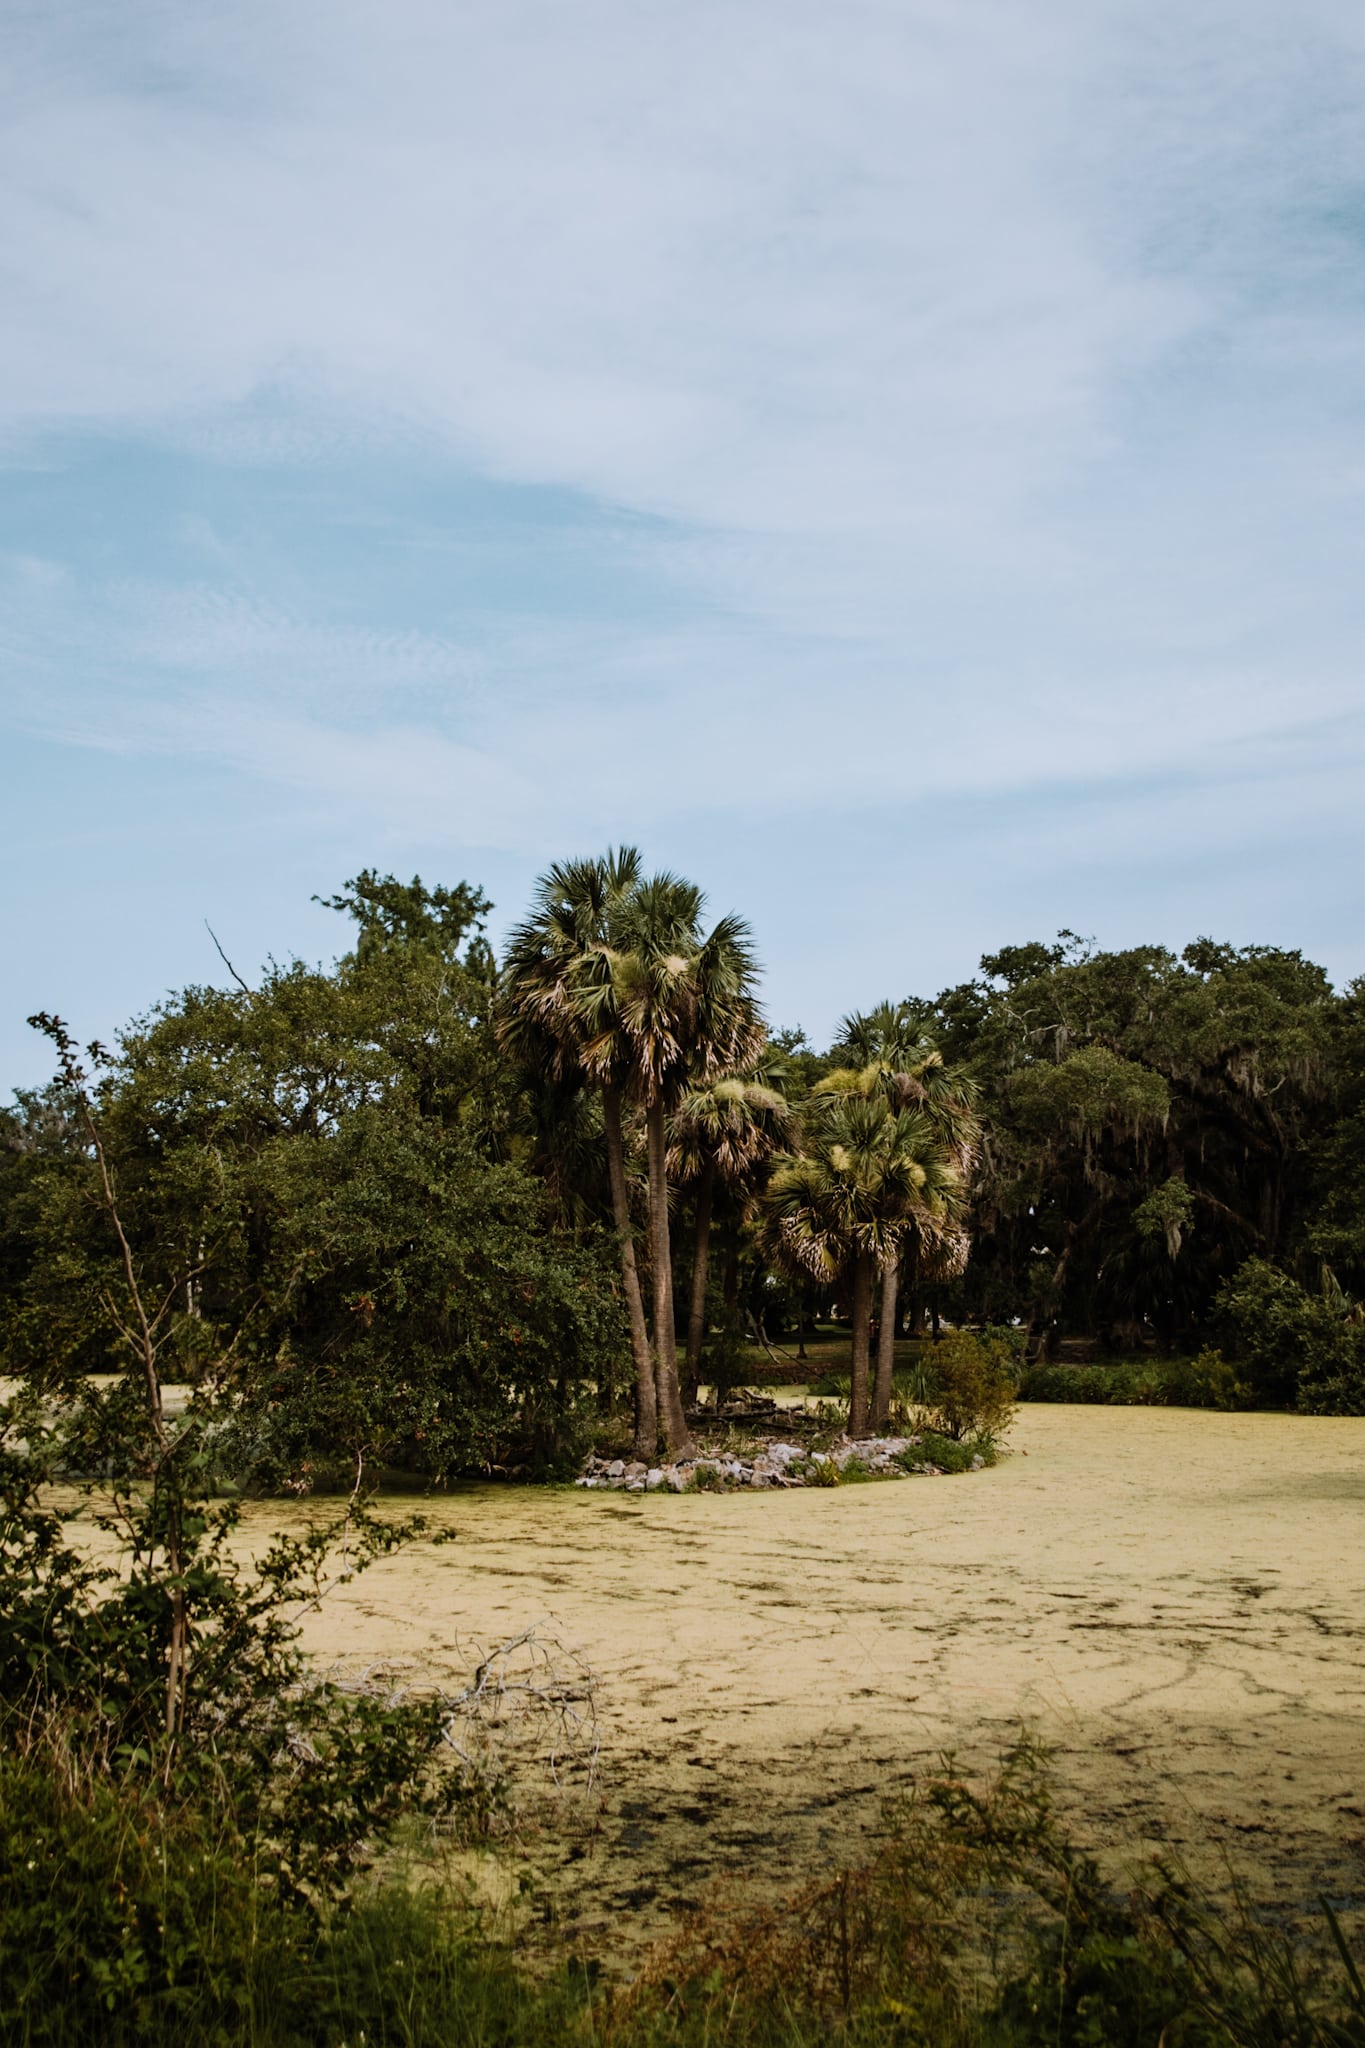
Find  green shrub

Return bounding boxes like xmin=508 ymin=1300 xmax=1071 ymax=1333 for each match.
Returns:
xmin=910 ymin=1431 xmax=996 ymax=1473
xmin=797 ymin=1455 xmax=841 ymax=1487
xmin=918 ymin=1330 xmax=1017 ymax=1440
xmin=1018 ymin=1356 xmax=1241 ymax=1409
xmin=1215 ymin=1258 xmax=1365 ymax=1413
xmin=0 ymin=1742 xmax=589 ymax=2048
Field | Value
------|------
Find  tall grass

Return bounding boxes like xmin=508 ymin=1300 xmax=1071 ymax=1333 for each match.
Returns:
xmin=7 ymin=1735 xmax=1362 ymax=2048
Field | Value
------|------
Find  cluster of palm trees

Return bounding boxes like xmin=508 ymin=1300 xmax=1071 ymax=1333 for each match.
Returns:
xmin=765 ymin=1005 xmax=979 ymax=1434
xmin=499 ymin=852 xmax=979 ymax=1460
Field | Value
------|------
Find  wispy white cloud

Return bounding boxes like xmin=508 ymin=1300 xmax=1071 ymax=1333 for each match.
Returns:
xmin=1 ymin=0 xmax=1364 ymax=1075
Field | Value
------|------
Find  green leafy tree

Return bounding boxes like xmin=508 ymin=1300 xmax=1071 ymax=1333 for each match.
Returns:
xmin=923 ymin=937 xmax=1339 ymax=1354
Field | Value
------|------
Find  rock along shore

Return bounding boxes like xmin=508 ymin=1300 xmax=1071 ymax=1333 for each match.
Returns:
xmin=574 ymin=1436 xmax=985 ymax=1493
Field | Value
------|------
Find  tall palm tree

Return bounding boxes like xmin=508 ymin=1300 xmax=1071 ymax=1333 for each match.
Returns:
xmin=498 ymin=849 xmax=660 ymax=1459
xmin=825 ymin=1004 xmax=980 ymax=1427
xmin=574 ymin=872 xmax=762 ymax=1458
xmin=765 ymin=1091 xmax=959 ymax=1436
xmin=668 ymin=1067 xmax=796 ymax=1403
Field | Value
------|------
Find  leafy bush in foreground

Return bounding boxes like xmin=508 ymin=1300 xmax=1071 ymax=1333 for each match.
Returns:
xmin=9 ymin=1731 xmax=1364 ymax=2048
xmin=0 ymin=1746 xmax=589 ymax=2048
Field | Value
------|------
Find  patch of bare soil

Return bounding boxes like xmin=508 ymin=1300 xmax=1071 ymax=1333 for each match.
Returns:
xmin=272 ymin=1407 xmax=1365 ymax=1952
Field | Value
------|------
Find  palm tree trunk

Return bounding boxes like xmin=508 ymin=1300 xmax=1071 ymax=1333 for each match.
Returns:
xmin=849 ymin=1251 xmax=873 ymax=1438
xmin=603 ymin=1085 xmax=656 ymax=1461
xmin=683 ymin=1161 xmax=715 ymax=1409
xmin=713 ymin=1228 xmax=740 ymax=1414
xmin=646 ymin=1100 xmax=694 ymax=1459
xmin=872 ymin=1260 xmax=899 ymax=1430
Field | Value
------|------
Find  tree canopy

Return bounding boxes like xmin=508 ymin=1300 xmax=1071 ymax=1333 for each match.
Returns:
xmin=3 ymin=877 xmax=1362 ymax=1472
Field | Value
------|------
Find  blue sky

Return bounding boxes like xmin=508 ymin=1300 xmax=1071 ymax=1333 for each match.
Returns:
xmin=4 ymin=0 xmax=1364 ymax=1088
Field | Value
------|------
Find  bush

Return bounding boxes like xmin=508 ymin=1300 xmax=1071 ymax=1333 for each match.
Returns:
xmin=918 ymin=1330 xmax=1017 ymax=1441
xmin=1215 ymin=1258 xmax=1365 ymax=1414
xmin=1018 ymin=1355 xmax=1240 ymax=1409
xmin=0 ymin=1742 xmax=589 ymax=2048
xmin=901 ymin=1431 xmax=997 ymax=1473
xmin=1018 ymin=1361 xmax=1122 ymax=1403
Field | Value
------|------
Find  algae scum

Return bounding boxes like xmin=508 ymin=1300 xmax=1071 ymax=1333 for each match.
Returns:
xmin=256 ymin=1405 xmax=1365 ymax=1952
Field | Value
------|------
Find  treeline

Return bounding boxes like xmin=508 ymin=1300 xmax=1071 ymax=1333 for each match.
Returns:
xmin=3 ymin=857 xmax=1363 ymax=1482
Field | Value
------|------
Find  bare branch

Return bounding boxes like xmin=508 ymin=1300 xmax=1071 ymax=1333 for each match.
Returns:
xmin=204 ymin=920 xmax=250 ymax=993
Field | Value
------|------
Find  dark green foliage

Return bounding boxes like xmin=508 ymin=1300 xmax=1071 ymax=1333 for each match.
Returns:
xmin=1 ymin=1411 xmax=452 ymax=1904
xmin=923 ymin=935 xmax=1345 ymax=1359
xmin=222 ymin=1107 xmax=627 ymax=1486
xmin=1214 ymin=1258 xmax=1365 ymax=1415
xmin=899 ymin=1429 xmax=997 ymax=1472
xmin=0 ymin=875 xmax=629 ymax=1485
xmin=1306 ymin=975 xmax=1365 ymax=1300
xmin=0 ymin=1747 xmax=590 ymax=2048
xmin=1019 ymin=1355 xmax=1240 ymax=1407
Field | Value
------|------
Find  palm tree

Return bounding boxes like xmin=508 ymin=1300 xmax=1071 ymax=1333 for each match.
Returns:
xmin=498 ymin=849 xmax=660 ymax=1459
xmin=825 ymin=1004 xmax=980 ymax=1428
xmin=668 ymin=1068 xmax=796 ymax=1404
xmin=575 ymin=872 xmax=762 ymax=1458
xmin=765 ymin=1090 xmax=959 ymax=1436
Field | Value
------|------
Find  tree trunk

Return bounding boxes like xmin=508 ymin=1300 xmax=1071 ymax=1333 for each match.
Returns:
xmin=603 ymin=1085 xmax=656 ymax=1461
xmin=647 ymin=1100 xmax=694 ymax=1459
xmin=849 ymin=1251 xmax=873 ymax=1438
xmin=871 ymin=1260 xmax=899 ymax=1430
xmin=682 ymin=1161 xmax=715 ymax=1409
xmin=712 ymin=1229 xmax=741 ymax=1415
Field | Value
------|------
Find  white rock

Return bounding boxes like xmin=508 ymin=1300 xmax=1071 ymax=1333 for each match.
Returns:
xmin=607 ymin=1459 xmax=625 ymax=1477
xmin=645 ymin=1468 xmax=664 ymax=1489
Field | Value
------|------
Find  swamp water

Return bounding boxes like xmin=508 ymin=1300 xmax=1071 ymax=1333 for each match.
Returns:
xmin=242 ymin=1407 xmax=1364 ymax=1952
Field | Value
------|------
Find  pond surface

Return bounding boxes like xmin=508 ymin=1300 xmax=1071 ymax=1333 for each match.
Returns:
xmin=244 ymin=1406 xmax=1365 ymax=1947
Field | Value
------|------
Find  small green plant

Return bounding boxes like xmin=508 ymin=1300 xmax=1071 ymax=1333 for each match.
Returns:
xmin=906 ymin=1431 xmax=995 ymax=1473
xmin=916 ymin=1330 xmax=1017 ymax=1441
xmin=791 ymin=1453 xmax=841 ymax=1486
